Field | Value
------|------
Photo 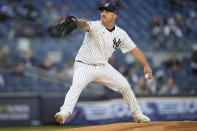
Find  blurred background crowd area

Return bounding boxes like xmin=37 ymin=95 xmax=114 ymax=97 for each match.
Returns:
xmin=0 ymin=0 xmax=197 ymax=97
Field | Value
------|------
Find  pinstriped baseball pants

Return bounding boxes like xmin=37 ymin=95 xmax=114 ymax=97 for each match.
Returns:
xmin=60 ymin=61 xmax=142 ymax=115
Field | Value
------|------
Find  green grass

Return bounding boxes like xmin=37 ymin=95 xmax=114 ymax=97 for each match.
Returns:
xmin=0 ymin=126 xmax=81 ymax=131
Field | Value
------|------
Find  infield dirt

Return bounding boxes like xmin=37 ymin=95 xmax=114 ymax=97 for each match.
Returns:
xmin=54 ymin=121 xmax=197 ymax=131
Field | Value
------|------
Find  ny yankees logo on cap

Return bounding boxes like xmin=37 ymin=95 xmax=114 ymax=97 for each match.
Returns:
xmin=113 ymin=38 xmax=121 ymax=49
xmin=105 ymin=3 xmax=109 ymax=7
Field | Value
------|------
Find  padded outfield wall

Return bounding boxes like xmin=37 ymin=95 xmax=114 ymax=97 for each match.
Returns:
xmin=0 ymin=93 xmax=197 ymax=126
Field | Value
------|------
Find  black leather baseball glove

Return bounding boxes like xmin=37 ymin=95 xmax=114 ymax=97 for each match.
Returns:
xmin=56 ymin=16 xmax=77 ymax=36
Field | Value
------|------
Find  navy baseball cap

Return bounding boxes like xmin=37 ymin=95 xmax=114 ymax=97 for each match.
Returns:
xmin=99 ymin=3 xmax=118 ymax=14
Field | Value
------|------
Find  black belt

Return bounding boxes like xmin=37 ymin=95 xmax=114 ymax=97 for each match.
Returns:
xmin=75 ymin=60 xmax=103 ymax=66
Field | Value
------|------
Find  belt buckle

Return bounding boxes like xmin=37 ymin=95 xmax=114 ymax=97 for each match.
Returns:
xmin=93 ymin=63 xmax=104 ymax=66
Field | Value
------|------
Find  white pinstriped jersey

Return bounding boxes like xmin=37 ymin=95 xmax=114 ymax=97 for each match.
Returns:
xmin=75 ymin=20 xmax=136 ymax=65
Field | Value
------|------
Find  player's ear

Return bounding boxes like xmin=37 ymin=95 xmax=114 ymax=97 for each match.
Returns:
xmin=113 ymin=14 xmax=118 ymax=20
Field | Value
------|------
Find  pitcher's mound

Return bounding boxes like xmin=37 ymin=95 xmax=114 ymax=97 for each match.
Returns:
xmin=54 ymin=121 xmax=197 ymax=131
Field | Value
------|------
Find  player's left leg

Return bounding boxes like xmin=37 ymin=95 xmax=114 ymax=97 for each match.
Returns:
xmin=94 ymin=64 xmax=150 ymax=122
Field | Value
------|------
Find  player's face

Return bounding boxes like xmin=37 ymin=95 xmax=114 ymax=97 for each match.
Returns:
xmin=101 ymin=9 xmax=117 ymax=24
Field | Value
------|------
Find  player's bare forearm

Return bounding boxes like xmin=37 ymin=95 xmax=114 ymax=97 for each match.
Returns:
xmin=130 ymin=47 xmax=152 ymax=79
xmin=130 ymin=48 xmax=149 ymax=67
xmin=77 ymin=19 xmax=90 ymax=32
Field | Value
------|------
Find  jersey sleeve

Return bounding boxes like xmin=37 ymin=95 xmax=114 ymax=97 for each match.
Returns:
xmin=119 ymin=31 xmax=136 ymax=54
xmin=87 ymin=21 xmax=100 ymax=35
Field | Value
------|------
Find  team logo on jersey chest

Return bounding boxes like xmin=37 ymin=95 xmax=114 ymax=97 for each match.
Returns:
xmin=113 ymin=38 xmax=121 ymax=49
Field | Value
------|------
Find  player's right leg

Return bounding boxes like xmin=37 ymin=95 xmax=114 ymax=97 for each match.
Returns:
xmin=55 ymin=61 xmax=96 ymax=124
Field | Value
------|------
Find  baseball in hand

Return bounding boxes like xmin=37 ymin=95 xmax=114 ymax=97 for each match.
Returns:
xmin=145 ymin=73 xmax=149 ymax=79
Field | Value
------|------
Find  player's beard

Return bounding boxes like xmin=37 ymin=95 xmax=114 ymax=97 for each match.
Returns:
xmin=101 ymin=18 xmax=115 ymax=29
xmin=101 ymin=16 xmax=107 ymax=23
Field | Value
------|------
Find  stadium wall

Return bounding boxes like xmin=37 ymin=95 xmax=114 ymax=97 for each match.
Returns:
xmin=0 ymin=93 xmax=197 ymax=126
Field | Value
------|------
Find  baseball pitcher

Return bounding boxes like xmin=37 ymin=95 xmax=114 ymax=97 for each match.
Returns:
xmin=55 ymin=3 xmax=152 ymax=124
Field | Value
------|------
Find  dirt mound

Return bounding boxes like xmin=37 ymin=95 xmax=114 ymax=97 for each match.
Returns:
xmin=54 ymin=121 xmax=197 ymax=131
